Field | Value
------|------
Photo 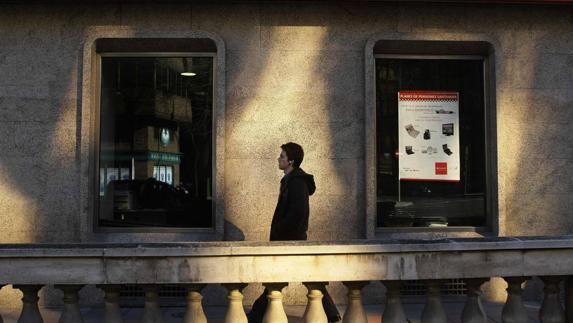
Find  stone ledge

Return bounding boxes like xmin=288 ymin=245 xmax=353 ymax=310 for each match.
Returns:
xmin=0 ymin=236 xmax=571 ymax=285
xmin=0 ymin=247 xmax=571 ymax=284
xmin=0 ymin=235 xmax=572 ymax=257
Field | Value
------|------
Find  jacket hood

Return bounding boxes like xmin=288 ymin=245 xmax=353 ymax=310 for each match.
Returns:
xmin=289 ymin=167 xmax=316 ymax=195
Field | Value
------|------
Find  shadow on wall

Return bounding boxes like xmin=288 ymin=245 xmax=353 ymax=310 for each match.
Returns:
xmin=227 ymin=3 xmax=573 ymax=240
xmin=498 ymin=14 xmax=573 ymax=236
xmin=0 ymin=3 xmax=124 ymax=308
xmin=225 ymin=220 xmax=245 ymax=241
xmin=0 ymin=3 xmax=122 ymax=244
xmin=225 ymin=2 xmax=367 ymax=241
xmin=1 ymin=2 xmax=570 ymax=244
xmin=0 ymin=1 xmax=359 ymax=244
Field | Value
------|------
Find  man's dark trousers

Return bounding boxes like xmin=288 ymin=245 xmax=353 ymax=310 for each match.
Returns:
xmin=248 ymin=286 xmax=341 ymax=323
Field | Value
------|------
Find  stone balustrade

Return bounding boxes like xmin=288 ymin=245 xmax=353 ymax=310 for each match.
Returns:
xmin=0 ymin=236 xmax=572 ymax=322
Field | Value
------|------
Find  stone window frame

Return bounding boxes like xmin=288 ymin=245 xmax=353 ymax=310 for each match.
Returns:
xmin=364 ymin=35 xmax=499 ymax=239
xmin=80 ymin=28 xmax=226 ymax=242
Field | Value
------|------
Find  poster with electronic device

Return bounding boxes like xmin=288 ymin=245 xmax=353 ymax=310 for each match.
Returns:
xmin=398 ymin=90 xmax=460 ymax=182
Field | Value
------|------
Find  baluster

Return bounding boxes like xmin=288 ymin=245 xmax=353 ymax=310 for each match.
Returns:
xmin=184 ymin=284 xmax=207 ymax=323
xmin=223 ymin=284 xmax=248 ymax=323
xmin=55 ymin=285 xmax=84 ymax=323
xmin=539 ymin=276 xmax=565 ymax=323
xmin=421 ymin=280 xmax=447 ymax=323
xmin=566 ymin=276 xmax=573 ymax=323
xmin=342 ymin=281 xmax=367 ymax=323
xmin=262 ymin=283 xmax=288 ymax=323
xmin=501 ymin=277 xmax=528 ymax=323
xmin=462 ymin=279 xmax=488 ymax=323
xmin=303 ymin=282 xmax=328 ymax=323
xmin=140 ymin=285 xmax=164 ymax=323
xmin=0 ymin=284 xmax=4 ymax=323
xmin=98 ymin=285 xmax=123 ymax=323
xmin=381 ymin=281 xmax=407 ymax=323
xmin=14 ymin=285 xmax=44 ymax=323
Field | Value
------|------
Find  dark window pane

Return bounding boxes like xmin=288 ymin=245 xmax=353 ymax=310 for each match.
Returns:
xmin=376 ymin=58 xmax=486 ymax=228
xmin=98 ymin=56 xmax=213 ymax=228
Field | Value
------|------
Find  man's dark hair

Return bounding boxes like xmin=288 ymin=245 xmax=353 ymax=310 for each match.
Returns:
xmin=281 ymin=142 xmax=304 ymax=168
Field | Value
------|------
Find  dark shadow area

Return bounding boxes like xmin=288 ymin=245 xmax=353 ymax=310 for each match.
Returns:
xmin=224 ymin=220 xmax=245 ymax=241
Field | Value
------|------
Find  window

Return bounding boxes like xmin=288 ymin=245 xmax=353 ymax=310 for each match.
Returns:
xmin=366 ymin=39 xmax=497 ymax=233
xmin=97 ymin=54 xmax=214 ymax=228
xmin=153 ymin=165 xmax=174 ymax=185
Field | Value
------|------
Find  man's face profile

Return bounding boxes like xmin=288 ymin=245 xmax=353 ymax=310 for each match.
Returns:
xmin=278 ymin=150 xmax=291 ymax=170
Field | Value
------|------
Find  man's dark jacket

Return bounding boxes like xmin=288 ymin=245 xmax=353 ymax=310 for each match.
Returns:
xmin=269 ymin=167 xmax=316 ymax=241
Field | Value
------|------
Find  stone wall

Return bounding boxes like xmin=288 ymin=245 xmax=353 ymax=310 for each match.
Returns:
xmin=0 ymin=0 xmax=572 ymax=306
xmin=1 ymin=2 xmax=572 ymax=244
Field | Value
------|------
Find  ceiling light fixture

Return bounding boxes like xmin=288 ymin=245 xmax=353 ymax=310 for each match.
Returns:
xmin=181 ymin=58 xmax=196 ymax=76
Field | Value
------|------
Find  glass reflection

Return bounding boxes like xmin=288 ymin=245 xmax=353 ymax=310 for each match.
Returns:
xmin=98 ymin=56 xmax=213 ymax=228
xmin=376 ymin=58 xmax=486 ymax=228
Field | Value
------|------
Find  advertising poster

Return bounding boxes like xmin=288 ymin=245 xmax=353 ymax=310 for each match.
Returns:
xmin=398 ymin=91 xmax=460 ymax=182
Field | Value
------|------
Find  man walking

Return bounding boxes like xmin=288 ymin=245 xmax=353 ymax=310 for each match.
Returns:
xmin=247 ymin=142 xmax=341 ymax=323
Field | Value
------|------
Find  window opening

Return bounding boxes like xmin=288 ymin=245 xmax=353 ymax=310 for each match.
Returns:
xmin=98 ymin=55 xmax=214 ymax=228
xmin=376 ymin=58 xmax=487 ymax=228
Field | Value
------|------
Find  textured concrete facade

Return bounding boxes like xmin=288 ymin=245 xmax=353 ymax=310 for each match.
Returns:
xmin=1 ymin=2 xmax=572 ymax=243
xmin=0 ymin=1 xmax=572 ymax=307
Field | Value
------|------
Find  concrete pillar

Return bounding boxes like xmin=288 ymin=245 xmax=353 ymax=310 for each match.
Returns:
xmin=223 ymin=284 xmax=248 ymax=323
xmin=565 ymin=276 xmax=573 ymax=323
xmin=501 ymin=277 xmax=528 ymax=323
xmin=303 ymin=282 xmax=328 ymax=323
xmin=183 ymin=284 xmax=207 ymax=323
xmin=14 ymin=285 xmax=44 ymax=323
xmin=98 ymin=285 xmax=123 ymax=323
xmin=262 ymin=283 xmax=288 ymax=323
xmin=462 ymin=279 xmax=488 ymax=323
xmin=421 ymin=280 xmax=447 ymax=323
xmin=381 ymin=281 xmax=407 ymax=323
xmin=55 ymin=285 xmax=84 ymax=323
xmin=342 ymin=281 xmax=368 ymax=323
xmin=140 ymin=285 xmax=164 ymax=323
xmin=539 ymin=276 xmax=565 ymax=323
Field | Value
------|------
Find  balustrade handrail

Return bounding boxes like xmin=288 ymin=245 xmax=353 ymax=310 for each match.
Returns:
xmin=1 ymin=235 xmax=573 ymax=256
xmin=1 ymin=236 xmax=572 ymax=323
xmin=0 ymin=236 xmax=573 ymax=284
